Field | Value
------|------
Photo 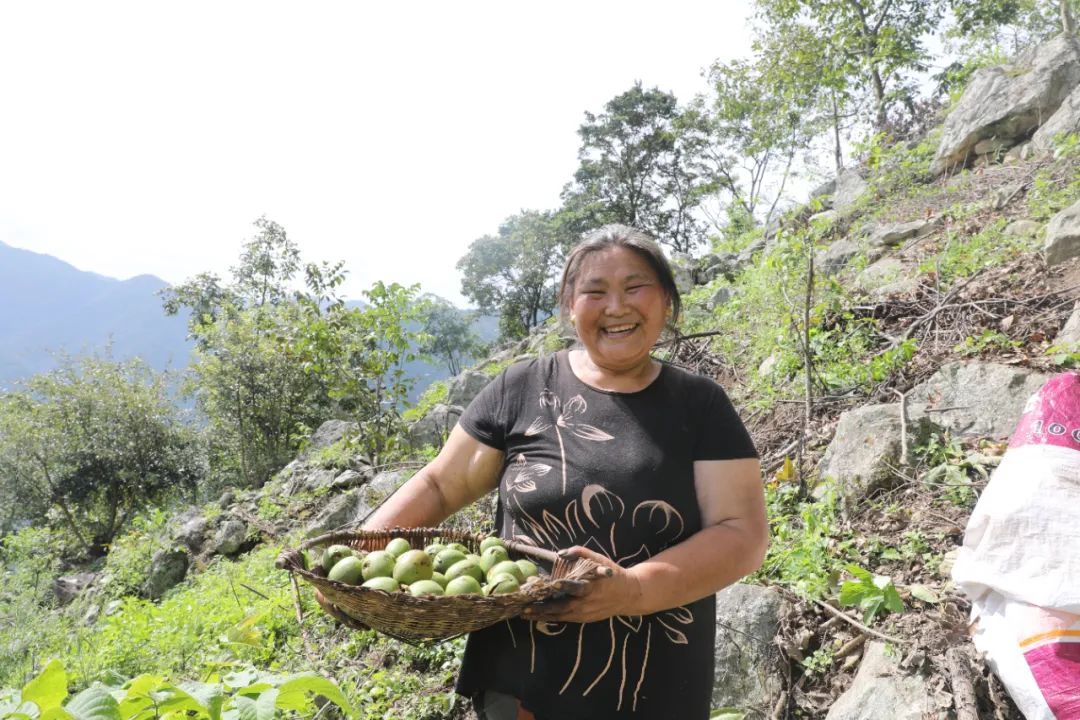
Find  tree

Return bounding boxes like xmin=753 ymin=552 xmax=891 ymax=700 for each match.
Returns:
xmin=417 ymin=296 xmax=482 ymax=376
xmin=0 ymin=356 xmax=201 ymax=555
xmin=757 ymin=0 xmax=947 ymax=131
xmin=563 ymin=83 xmax=708 ymax=253
xmin=457 ymin=210 xmax=571 ymax=341
xmin=948 ymin=0 xmax=1076 ymax=51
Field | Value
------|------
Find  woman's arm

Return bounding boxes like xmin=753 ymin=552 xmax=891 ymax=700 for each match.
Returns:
xmin=524 ymin=457 xmax=768 ymax=622
xmin=362 ymin=425 xmax=505 ymax=530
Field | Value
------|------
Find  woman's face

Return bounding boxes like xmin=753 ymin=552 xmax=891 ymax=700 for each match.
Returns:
xmin=568 ymin=246 xmax=670 ymax=374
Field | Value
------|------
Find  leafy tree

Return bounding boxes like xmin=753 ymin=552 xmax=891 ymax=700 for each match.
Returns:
xmin=0 ymin=356 xmax=200 ymax=555
xmin=757 ymin=0 xmax=947 ymax=131
xmin=417 ymin=296 xmax=482 ymax=376
xmin=457 ymin=210 xmax=571 ymax=341
xmin=948 ymin=0 xmax=1076 ymax=54
xmin=563 ymin=83 xmax=708 ymax=253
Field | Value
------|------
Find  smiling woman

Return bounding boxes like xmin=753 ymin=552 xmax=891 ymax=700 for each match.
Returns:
xmin=361 ymin=224 xmax=766 ymax=720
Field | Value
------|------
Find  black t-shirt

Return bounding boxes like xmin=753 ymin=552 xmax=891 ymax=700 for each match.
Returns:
xmin=455 ymin=351 xmax=758 ymax=720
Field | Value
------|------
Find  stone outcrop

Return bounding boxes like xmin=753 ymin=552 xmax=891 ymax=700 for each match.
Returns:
xmin=864 ymin=218 xmax=938 ymax=249
xmin=816 ymin=240 xmax=860 ymax=276
xmin=1032 ymin=81 xmax=1080 ymax=152
xmin=931 ymin=34 xmax=1080 ymax=175
xmin=208 ymin=519 xmax=248 ymax=557
xmin=711 ymin=584 xmax=789 ymax=715
xmin=832 ymin=169 xmax=869 ymax=211
xmin=1045 ymin=198 xmax=1080 ymax=265
xmin=446 ymin=370 xmax=492 ymax=408
xmin=824 ymin=642 xmax=934 ymax=720
xmin=407 ymin=403 xmax=464 ymax=448
xmin=906 ymin=361 xmax=1050 ymax=438
xmin=144 ymin=549 xmax=189 ymax=600
xmin=818 ymin=404 xmax=906 ymax=502
xmin=54 ymin=572 xmax=99 ymax=606
xmin=1055 ymin=302 xmax=1080 ymax=346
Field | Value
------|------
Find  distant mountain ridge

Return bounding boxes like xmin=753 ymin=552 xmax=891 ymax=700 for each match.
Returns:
xmin=0 ymin=240 xmax=193 ymax=389
xmin=0 ymin=241 xmax=497 ymax=400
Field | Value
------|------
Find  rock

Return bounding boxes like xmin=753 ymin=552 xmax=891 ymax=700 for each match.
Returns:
xmin=305 ymin=420 xmax=359 ymax=456
xmin=357 ymin=471 xmax=409 ymax=519
xmin=736 ymin=236 xmax=768 ymax=269
xmin=83 ymin=604 xmax=101 ymax=625
xmin=809 ymin=210 xmax=839 ymax=225
xmin=865 ymin=219 xmax=937 ymax=249
xmin=1032 ymin=80 xmax=1080 ymax=152
xmin=707 ymin=286 xmax=733 ymax=311
xmin=446 ymin=370 xmax=492 ymax=408
xmin=824 ymin=642 xmax=933 ymax=720
xmin=1004 ymin=219 xmax=1042 ymax=238
xmin=175 ymin=515 xmax=209 ymax=552
xmin=816 ymin=239 xmax=860 ymax=275
xmin=305 ymin=490 xmax=364 ymax=538
xmin=217 ymin=489 xmax=235 ymax=509
xmin=104 ymin=599 xmax=123 ymax=616
xmin=1055 ymin=302 xmax=1080 ymax=346
xmin=833 ymin=169 xmax=869 ymax=211
xmin=810 ymin=177 xmax=837 ymax=202
xmin=1045 ymin=198 xmax=1080 ymax=265
xmin=144 ymin=548 xmax=189 ymax=600
xmin=993 ymin=182 xmax=1026 ymax=210
xmin=209 ymin=519 xmax=248 ymax=557
xmin=973 ymin=137 xmax=1011 ymax=157
xmin=407 ymin=403 xmax=464 ymax=448
xmin=671 ymin=252 xmax=696 ymax=296
xmin=818 ymin=404 xmax=906 ymax=503
xmin=906 ymin=362 xmax=1050 ymax=438
xmin=932 ymin=34 xmax=1080 ymax=175
xmin=712 ymin=584 xmax=789 ymax=713
xmin=329 ymin=469 xmax=367 ymax=490
xmin=53 ymin=572 xmax=98 ymax=606
xmin=758 ymin=353 xmax=780 ymax=378
xmin=856 ymin=257 xmax=905 ymax=293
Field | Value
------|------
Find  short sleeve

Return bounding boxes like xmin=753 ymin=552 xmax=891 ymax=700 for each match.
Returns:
xmin=458 ymin=370 xmax=509 ymax=451
xmin=693 ymin=380 xmax=758 ymax=460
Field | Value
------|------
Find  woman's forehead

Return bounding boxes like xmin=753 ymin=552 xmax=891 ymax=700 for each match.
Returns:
xmin=576 ymin=246 xmax=658 ymax=283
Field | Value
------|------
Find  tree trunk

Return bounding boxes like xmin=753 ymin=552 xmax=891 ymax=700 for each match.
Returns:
xmin=1064 ymin=0 xmax=1077 ymax=34
xmin=832 ymin=92 xmax=844 ymax=172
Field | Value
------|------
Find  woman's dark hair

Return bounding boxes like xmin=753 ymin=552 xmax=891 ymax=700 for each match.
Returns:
xmin=558 ymin=224 xmax=681 ymax=324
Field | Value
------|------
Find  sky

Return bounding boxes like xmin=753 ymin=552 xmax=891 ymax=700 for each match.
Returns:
xmin=0 ymin=1 xmax=754 ymax=306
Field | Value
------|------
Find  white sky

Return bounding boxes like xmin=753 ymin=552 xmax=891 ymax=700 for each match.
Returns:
xmin=0 ymin=1 xmax=754 ymax=306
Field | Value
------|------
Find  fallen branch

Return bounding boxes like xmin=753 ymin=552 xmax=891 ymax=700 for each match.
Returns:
xmin=811 ymin=599 xmax=907 ymax=645
xmin=892 ymin=389 xmax=909 ymax=467
xmin=946 ymin=647 xmax=979 ymax=720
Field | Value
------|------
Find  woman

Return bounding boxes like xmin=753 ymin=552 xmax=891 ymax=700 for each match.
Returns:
xmin=363 ymin=225 xmax=767 ymax=719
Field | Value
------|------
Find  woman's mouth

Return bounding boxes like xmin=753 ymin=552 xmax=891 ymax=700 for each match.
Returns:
xmin=602 ymin=323 xmax=638 ymax=337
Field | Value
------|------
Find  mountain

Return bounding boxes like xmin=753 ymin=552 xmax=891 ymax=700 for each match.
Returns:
xmin=0 ymin=240 xmax=193 ymax=389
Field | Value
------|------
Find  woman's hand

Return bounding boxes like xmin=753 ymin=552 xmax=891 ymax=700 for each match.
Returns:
xmin=522 ymin=546 xmax=644 ymax=623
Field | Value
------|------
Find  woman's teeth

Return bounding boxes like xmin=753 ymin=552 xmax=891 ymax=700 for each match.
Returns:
xmin=604 ymin=324 xmax=636 ymax=336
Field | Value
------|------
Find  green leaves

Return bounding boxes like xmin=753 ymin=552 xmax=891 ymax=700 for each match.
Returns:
xmin=838 ymin=564 xmax=905 ymax=624
xmin=1 ymin=663 xmax=355 ymax=720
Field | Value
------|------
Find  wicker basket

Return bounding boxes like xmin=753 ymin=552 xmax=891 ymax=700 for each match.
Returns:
xmin=276 ymin=527 xmax=606 ymax=642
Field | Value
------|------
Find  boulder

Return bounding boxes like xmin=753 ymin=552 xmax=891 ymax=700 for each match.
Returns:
xmin=906 ymin=361 xmax=1050 ymax=438
xmin=446 ymin=370 xmax=492 ymax=408
xmin=305 ymin=420 xmax=359 ymax=456
xmin=824 ymin=642 xmax=933 ymax=720
xmin=407 ymin=403 xmax=464 ymax=448
xmin=931 ymin=34 xmax=1080 ymax=175
xmin=865 ymin=219 xmax=937 ymax=249
xmin=304 ymin=489 xmax=365 ymax=538
xmin=711 ymin=584 xmax=789 ymax=714
xmin=329 ymin=469 xmax=367 ymax=490
xmin=1055 ymin=301 xmax=1080 ymax=346
xmin=855 ymin=257 xmax=905 ymax=293
xmin=706 ymin=286 xmax=734 ymax=311
xmin=144 ymin=548 xmax=189 ymax=600
xmin=1003 ymin=219 xmax=1042 ymax=238
xmin=671 ymin=252 xmax=696 ymax=296
xmin=209 ymin=519 xmax=248 ymax=557
xmin=818 ymin=404 xmax=905 ymax=502
xmin=175 ymin=515 xmax=209 ymax=553
xmin=1032 ymin=81 xmax=1080 ymax=152
xmin=832 ymin=169 xmax=869 ymax=211
xmin=810 ymin=177 xmax=837 ymax=203
xmin=1045 ymin=198 xmax=1080 ymax=265
xmin=356 ymin=470 xmax=410 ymax=519
xmin=736 ymin=236 xmax=768 ymax=269
xmin=809 ymin=210 xmax=839 ymax=226
xmin=53 ymin=572 xmax=98 ymax=606
xmin=816 ymin=240 xmax=861 ymax=275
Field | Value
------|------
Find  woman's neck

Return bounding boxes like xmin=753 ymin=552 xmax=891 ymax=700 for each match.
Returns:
xmin=567 ymin=349 xmax=661 ymax=393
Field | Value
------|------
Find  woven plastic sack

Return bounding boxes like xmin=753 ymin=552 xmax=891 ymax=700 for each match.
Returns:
xmin=952 ymin=371 xmax=1080 ymax=719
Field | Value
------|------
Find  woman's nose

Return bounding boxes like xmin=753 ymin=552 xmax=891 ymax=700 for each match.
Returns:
xmin=604 ymin=291 xmax=628 ymax=314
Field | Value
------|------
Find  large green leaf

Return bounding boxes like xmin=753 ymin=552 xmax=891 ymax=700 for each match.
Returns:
xmin=21 ymin=660 xmax=68 ymax=714
xmin=233 ymin=690 xmax=276 ymax=720
xmin=114 ymin=676 xmax=163 ymax=720
xmin=65 ymin=686 xmax=119 ymax=720
xmin=276 ymin=675 xmax=355 ymax=719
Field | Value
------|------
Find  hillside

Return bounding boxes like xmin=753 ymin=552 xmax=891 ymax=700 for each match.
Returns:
xmin=4 ymin=26 xmax=1080 ymax=720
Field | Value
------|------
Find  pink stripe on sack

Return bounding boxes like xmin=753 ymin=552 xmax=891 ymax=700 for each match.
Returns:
xmin=1009 ymin=372 xmax=1080 ymax=452
xmin=1024 ymin=641 xmax=1080 ymax=718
